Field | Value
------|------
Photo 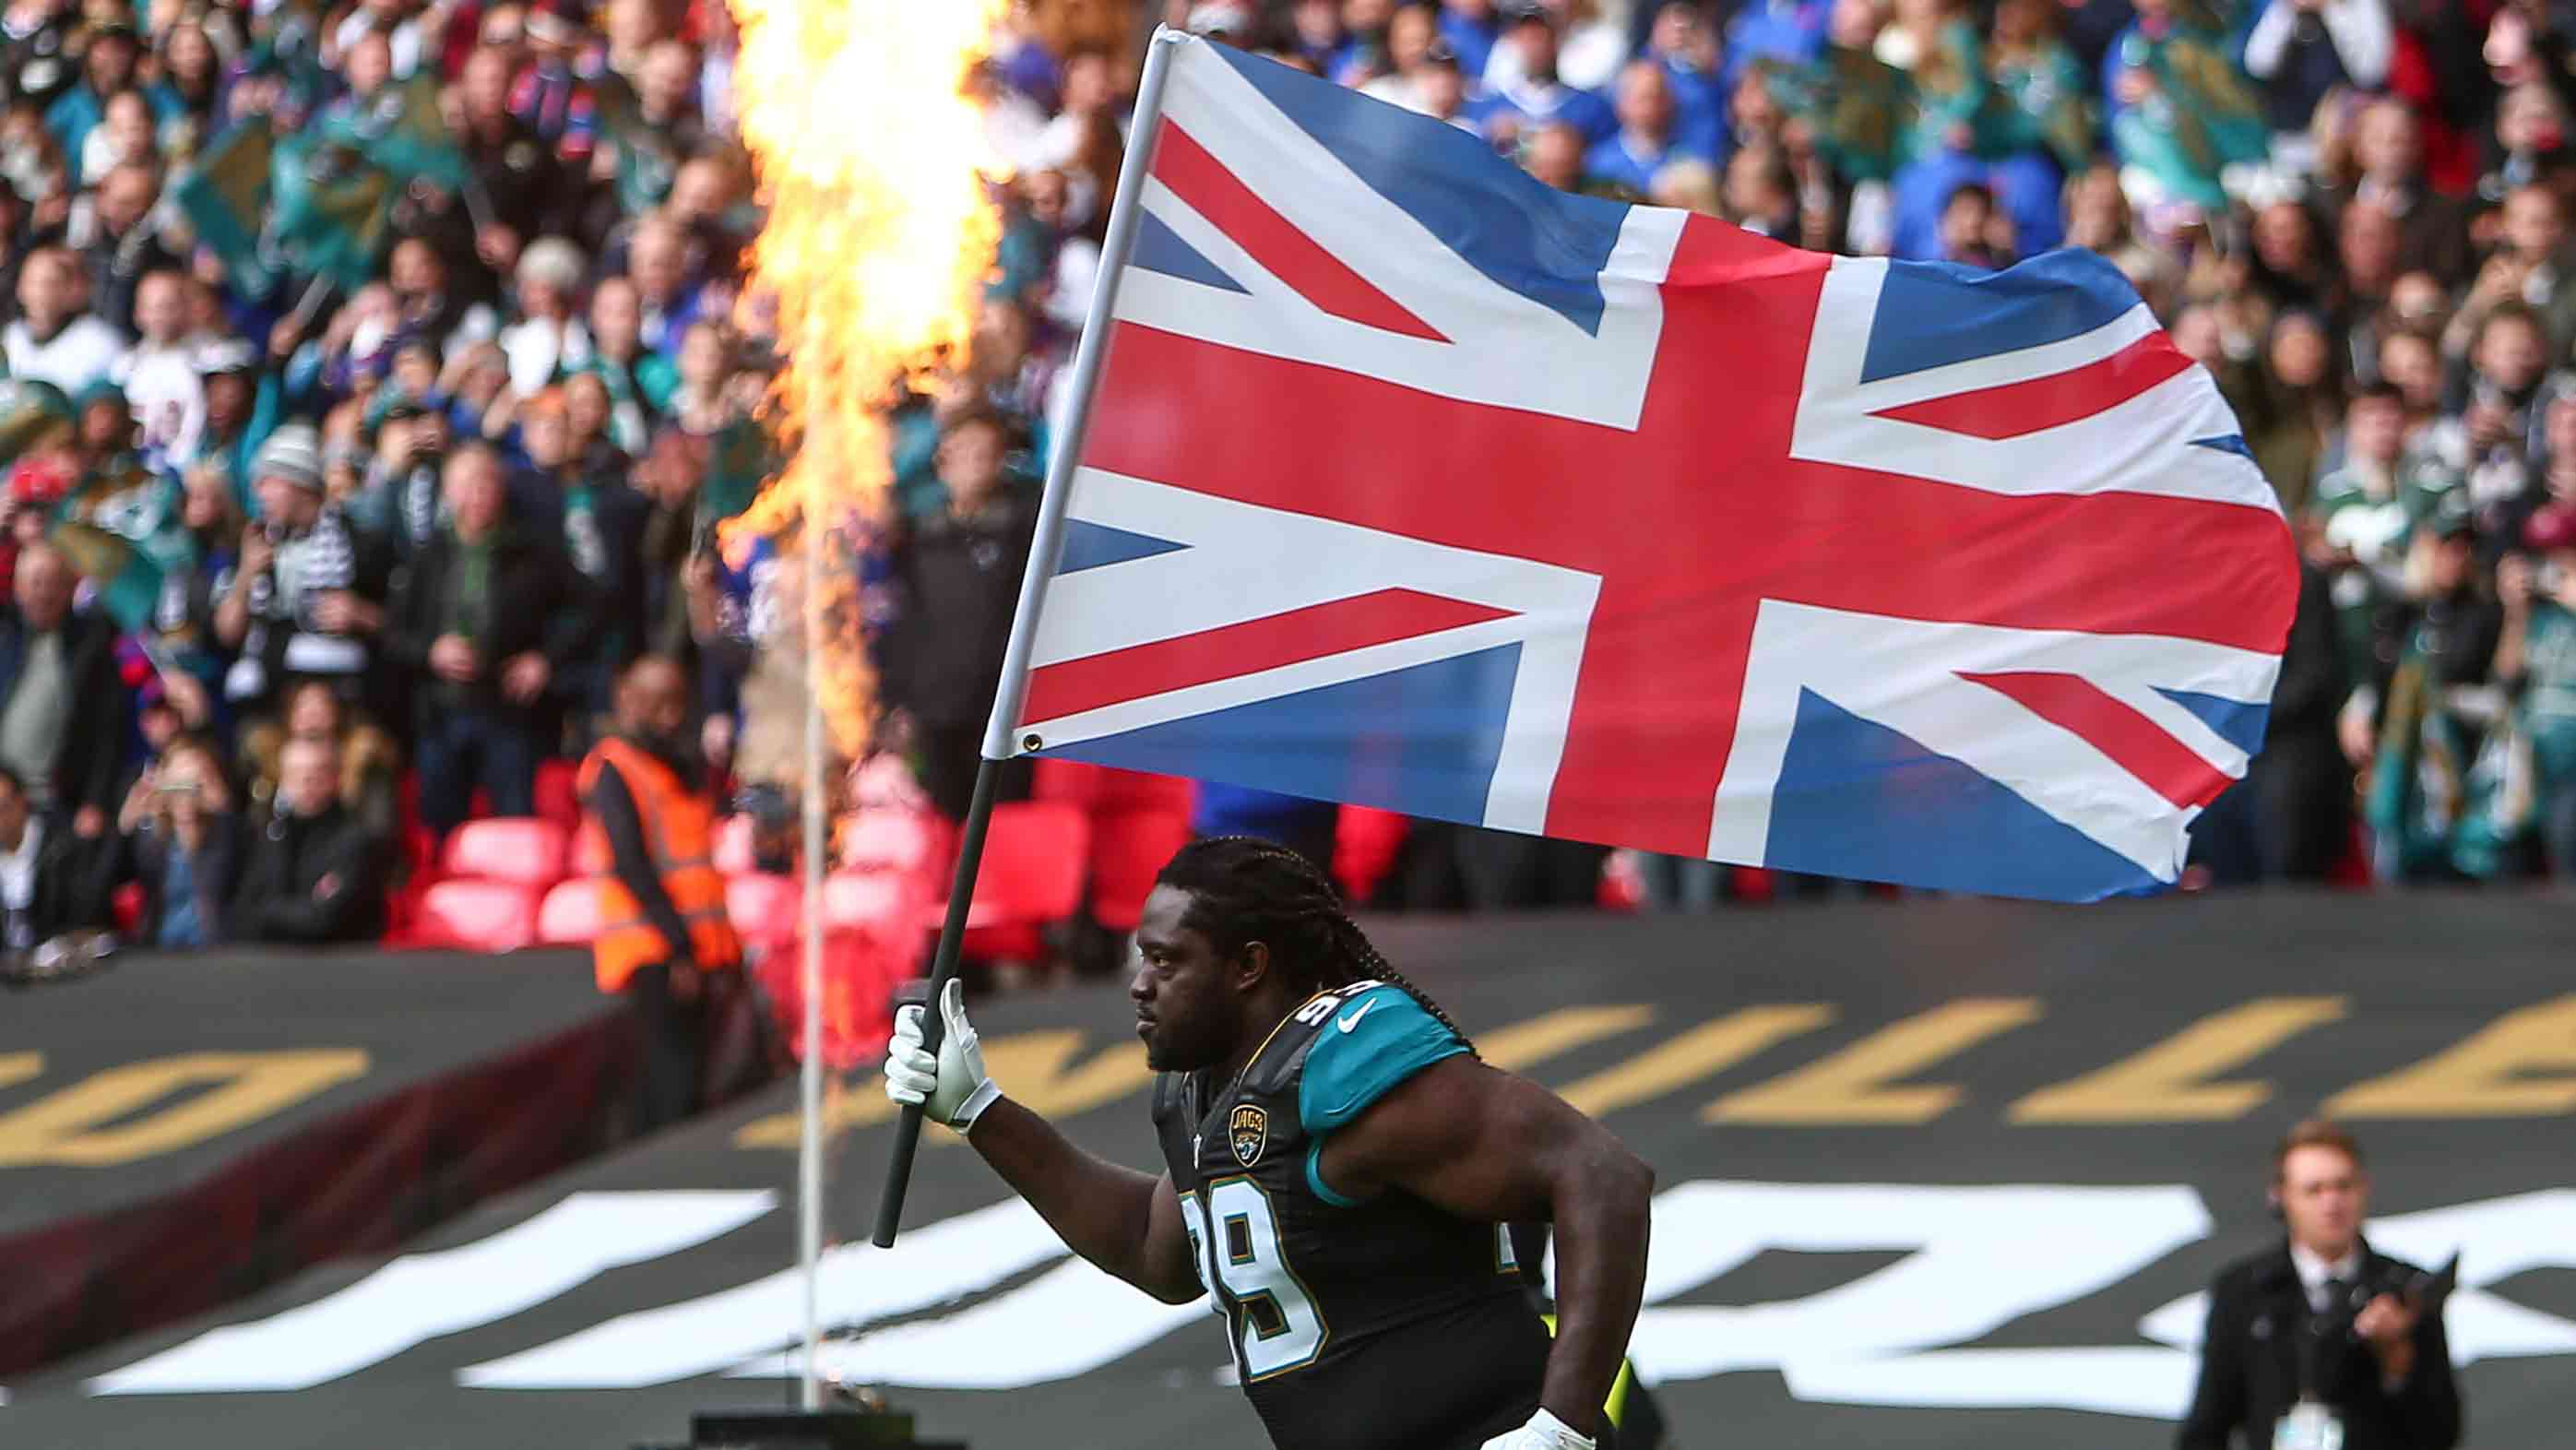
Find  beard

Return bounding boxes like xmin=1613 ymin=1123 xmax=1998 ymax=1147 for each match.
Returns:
xmin=1143 ymin=1012 xmax=1231 ymax=1074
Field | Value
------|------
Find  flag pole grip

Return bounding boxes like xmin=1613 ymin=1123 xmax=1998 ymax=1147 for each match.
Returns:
xmin=872 ymin=756 xmax=1004 ymax=1247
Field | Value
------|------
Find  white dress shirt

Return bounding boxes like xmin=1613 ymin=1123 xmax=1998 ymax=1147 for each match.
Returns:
xmin=2290 ymin=1241 xmax=2362 ymax=1314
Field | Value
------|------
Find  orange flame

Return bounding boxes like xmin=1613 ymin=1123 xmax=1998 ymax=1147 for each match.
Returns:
xmin=722 ymin=0 xmax=1005 ymax=758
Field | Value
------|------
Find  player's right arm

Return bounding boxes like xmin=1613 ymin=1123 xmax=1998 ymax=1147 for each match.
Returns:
xmin=884 ymin=981 xmax=1204 ymax=1305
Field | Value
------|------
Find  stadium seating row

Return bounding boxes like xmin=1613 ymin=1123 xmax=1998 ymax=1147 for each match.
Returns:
xmin=401 ymin=760 xmax=1203 ymax=959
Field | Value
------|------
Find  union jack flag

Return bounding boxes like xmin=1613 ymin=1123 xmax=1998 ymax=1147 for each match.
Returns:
xmin=999 ymin=32 xmax=2297 ymax=902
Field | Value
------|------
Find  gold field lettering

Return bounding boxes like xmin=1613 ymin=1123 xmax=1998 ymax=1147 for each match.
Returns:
xmin=0 ymin=1051 xmax=370 ymax=1167
xmin=1557 ymin=1005 xmax=1834 ymax=1119
xmin=2327 ymin=995 xmax=2576 ymax=1118
xmin=1706 ymin=1000 xmax=2042 ymax=1125
xmin=1477 ymin=1005 xmax=1656 ymax=1073
xmin=2009 ymin=997 xmax=2348 ymax=1124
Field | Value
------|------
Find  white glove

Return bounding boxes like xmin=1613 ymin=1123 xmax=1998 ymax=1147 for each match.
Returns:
xmin=881 ymin=978 xmax=1000 ymax=1132
xmin=1479 ymin=1409 xmax=1596 ymax=1450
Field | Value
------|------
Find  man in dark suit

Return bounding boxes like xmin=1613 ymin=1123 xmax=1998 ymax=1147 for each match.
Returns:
xmin=2178 ymin=1120 xmax=2462 ymax=1450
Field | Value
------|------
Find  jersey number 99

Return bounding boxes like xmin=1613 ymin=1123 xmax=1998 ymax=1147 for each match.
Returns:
xmin=1178 ymin=1179 xmax=1326 ymax=1380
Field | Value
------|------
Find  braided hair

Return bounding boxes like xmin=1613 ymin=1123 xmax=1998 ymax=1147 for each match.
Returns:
xmin=1155 ymin=835 xmax=1475 ymax=1054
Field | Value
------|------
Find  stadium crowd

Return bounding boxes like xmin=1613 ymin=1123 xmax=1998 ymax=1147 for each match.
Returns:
xmin=0 ymin=0 xmax=2570 ymax=970
xmin=0 ymin=0 xmax=1127 ymax=959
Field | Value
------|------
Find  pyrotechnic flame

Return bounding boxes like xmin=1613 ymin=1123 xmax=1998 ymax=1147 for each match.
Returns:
xmin=723 ymin=0 xmax=1005 ymax=758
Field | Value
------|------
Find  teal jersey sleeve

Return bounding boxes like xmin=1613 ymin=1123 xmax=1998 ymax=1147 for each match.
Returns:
xmin=1297 ymin=985 xmax=1469 ymax=1135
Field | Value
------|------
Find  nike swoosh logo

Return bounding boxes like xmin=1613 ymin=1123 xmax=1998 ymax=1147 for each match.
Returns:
xmin=1336 ymin=997 xmax=1378 ymax=1034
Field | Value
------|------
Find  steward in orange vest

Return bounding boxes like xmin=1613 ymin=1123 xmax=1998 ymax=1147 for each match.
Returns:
xmin=576 ymin=658 xmax=742 ymax=993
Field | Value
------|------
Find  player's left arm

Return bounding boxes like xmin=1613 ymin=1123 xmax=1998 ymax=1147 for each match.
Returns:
xmin=1318 ymin=1054 xmax=1653 ymax=1440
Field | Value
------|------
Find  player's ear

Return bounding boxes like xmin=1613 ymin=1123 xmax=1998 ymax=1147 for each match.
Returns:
xmin=1233 ymin=939 xmax=1271 ymax=992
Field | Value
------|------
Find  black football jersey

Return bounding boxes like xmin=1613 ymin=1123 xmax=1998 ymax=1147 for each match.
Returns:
xmin=1152 ymin=981 xmax=1551 ymax=1450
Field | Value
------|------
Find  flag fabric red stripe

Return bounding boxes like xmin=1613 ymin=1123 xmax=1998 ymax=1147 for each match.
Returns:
xmin=1023 ymin=588 xmax=1514 ymax=728
xmin=1866 ymin=332 xmax=2196 ymax=441
xmin=1959 ymin=670 xmax=2235 ymax=808
xmin=1150 ymin=123 xmax=1450 ymax=342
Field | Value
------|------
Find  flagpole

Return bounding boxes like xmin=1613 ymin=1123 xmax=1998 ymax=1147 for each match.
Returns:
xmin=871 ymin=25 xmax=1190 ymax=1249
xmin=797 ymin=318 xmax=829 ymax=1410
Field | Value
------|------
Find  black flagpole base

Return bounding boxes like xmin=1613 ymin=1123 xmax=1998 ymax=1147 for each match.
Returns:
xmin=632 ymin=1404 xmax=968 ymax=1449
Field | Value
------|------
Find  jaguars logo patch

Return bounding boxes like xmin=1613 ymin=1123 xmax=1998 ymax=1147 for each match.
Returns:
xmin=1228 ymin=1104 xmax=1269 ymax=1169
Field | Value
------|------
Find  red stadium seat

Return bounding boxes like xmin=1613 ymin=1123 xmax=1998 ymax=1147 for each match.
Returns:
xmin=414 ymin=879 xmax=542 ymax=953
xmin=725 ymin=873 xmax=802 ymax=954
xmin=443 ymin=817 xmax=572 ymax=885
xmin=1030 ymin=759 xmax=1110 ymax=807
xmin=930 ymin=802 xmax=1090 ymax=957
xmin=533 ymin=760 xmax=581 ymax=836
xmin=714 ymin=814 xmax=756 ymax=875
xmin=536 ymin=879 xmax=605 ymax=945
xmin=1033 ymin=760 xmax=1192 ymax=814
xmin=1088 ymin=807 xmax=1193 ymax=933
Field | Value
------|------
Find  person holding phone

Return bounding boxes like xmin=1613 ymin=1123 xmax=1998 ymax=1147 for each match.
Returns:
xmin=2177 ymin=1120 xmax=2461 ymax=1450
xmin=2492 ymin=502 xmax=2576 ymax=876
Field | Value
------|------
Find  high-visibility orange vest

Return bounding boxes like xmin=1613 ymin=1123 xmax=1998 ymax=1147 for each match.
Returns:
xmin=576 ymin=737 xmax=742 ymax=992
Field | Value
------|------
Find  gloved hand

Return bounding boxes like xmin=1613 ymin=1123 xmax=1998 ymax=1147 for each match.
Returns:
xmin=881 ymin=978 xmax=1000 ymax=1132
xmin=1478 ymin=1409 xmax=1596 ymax=1450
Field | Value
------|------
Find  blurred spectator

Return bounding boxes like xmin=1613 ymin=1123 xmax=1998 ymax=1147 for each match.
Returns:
xmin=77 ymin=161 xmax=176 ymax=334
xmin=2327 ymin=99 xmax=2470 ymax=284
xmin=2241 ymin=0 xmax=2393 ymax=144
xmin=1470 ymin=5 xmax=1616 ymax=149
xmin=6 ymin=245 xmax=121 ymax=394
xmin=113 ymin=270 xmax=206 ymax=467
xmin=112 ymin=733 xmax=238 ymax=947
xmin=2311 ymin=382 xmax=2444 ymax=648
xmin=2192 ymin=561 xmax=2354 ymax=884
xmin=228 ymin=732 xmax=386 ymax=945
xmin=1937 ymin=181 xmax=2013 ymax=268
xmin=1723 ymin=139 xmax=1800 ymax=238
xmin=501 ymin=237 xmax=593 ymax=397
xmin=517 ymin=384 xmax=647 ymax=741
xmin=1586 ymin=57 xmax=1704 ymax=193
xmin=1357 ymin=3 xmax=1441 ymax=111
xmin=2362 ymin=512 xmax=2511 ymax=880
xmin=239 ymin=678 xmax=401 ymax=850
xmin=0 ymin=541 xmax=124 ymax=830
xmin=2494 ymin=503 xmax=2576 ymax=875
xmin=382 ymin=444 xmax=587 ymax=840
xmin=42 ymin=21 xmax=143 ymax=161
xmin=1638 ymin=2 xmax=1726 ymax=159
xmin=2246 ymin=310 xmax=2343 ymax=513
xmin=1522 ymin=118 xmax=1586 ymax=193
xmin=0 ymin=762 xmax=112 ymax=954
xmin=2102 ymin=0 xmax=2269 ymax=215
xmin=600 ymin=38 xmax=704 ymax=221
xmin=2426 ymin=303 xmax=2545 ymax=511
xmin=576 ymin=652 xmax=741 ymax=1127
xmin=582 ymin=274 xmax=662 ymax=447
xmin=877 ymin=406 xmax=1036 ymax=822
xmin=634 ymin=425 xmax=710 ymax=660
xmin=1481 ymin=0 xmax=1627 ymax=94
xmin=213 ymin=424 xmax=383 ymax=716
